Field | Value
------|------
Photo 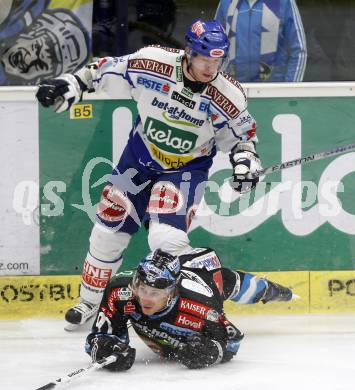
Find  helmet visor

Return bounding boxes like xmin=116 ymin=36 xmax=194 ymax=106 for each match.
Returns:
xmin=135 ymin=265 xmax=176 ymax=289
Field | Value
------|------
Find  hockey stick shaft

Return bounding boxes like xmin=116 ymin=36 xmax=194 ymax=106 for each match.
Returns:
xmin=35 ymin=355 xmax=117 ymax=390
xmin=252 ymin=142 xmax=355 ymax=178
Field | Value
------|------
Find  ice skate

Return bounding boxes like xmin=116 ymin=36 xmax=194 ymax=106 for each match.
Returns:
xmin=64 ymin=300 xmax=99 ymax=331
xmin=261 ymin=281 xmax=293 ymax=303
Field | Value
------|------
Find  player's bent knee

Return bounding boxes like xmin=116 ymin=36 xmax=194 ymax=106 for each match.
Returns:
xmin=89 ymin=223 xmax=131 ymax=261
xmin=148 ymin=221 xmax=191 ymax=256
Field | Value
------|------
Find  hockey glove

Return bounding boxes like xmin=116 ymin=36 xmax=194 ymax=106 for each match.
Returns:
xmin=175 ymin=335 xmax=224 ymax=369
xmin=36 ymin=74 xmax=85 ymax=113
xmin=86 ymin=333 xmax=136 ymax=371
xmin=229 ymin=142 xmax=262 ymax=193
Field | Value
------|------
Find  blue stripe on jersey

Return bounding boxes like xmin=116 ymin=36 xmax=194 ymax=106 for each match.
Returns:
xmin=128 ymin=70 xmax=177 ymax=85
xmin=93 ymin=71 xmax=131 ymax=84
xmin=209 ymin=101 xmax=231 ymax=121
xmin=200 ymin=94 xmax=210 ymax=100
xmin=226 ymin=122 xmax=242 ymax=140
xmin=88 ymin=252 xmax=123 ymax=264
xmin=213 ymin=122 xmax=226 ymax=131
xmin=230 ymin=273 xmax=267 ymax=304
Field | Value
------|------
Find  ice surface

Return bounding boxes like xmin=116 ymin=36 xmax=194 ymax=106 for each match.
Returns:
xmin=1 ymin=314 xmax=355 ymax=390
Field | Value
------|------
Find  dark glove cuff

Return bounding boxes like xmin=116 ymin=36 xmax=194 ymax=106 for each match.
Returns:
xmin=86 ymin=333 xmax=136 ymax=371
xmin=74 ymin=75 xmax=88 ymax=92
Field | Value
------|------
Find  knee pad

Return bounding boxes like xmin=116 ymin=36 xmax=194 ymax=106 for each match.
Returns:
xmin=148 ymin=221 xmax=191 ymax=256
xmin=89 ymin=223 xmax=131 ymax=261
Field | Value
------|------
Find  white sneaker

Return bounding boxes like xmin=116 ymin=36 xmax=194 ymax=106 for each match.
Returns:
xmin=64 ymin=301 xmax=99 ymax=331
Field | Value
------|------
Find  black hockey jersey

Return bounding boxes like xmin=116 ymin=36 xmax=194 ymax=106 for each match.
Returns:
xmin=89 ymin=248 xmax=243 ymax=362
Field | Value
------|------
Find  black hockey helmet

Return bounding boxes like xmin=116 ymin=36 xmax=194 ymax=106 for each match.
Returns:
xmin=134 ymin=249 xmax=181 ymax=289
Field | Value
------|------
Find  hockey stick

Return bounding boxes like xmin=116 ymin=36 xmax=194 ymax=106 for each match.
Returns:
xmin=35 ymin=355 xmax=117 ymax=390
xmin=229 ymin=142 xmax=355 ymax=192
xmin=253 ymin=142 xmax=355 ymax=179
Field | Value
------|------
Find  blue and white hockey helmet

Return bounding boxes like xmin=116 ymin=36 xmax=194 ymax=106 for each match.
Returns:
xmin=135 ymin=249 xmax=180 ymax=289
xmin=185 ymin=19 xmax=230 ymax=59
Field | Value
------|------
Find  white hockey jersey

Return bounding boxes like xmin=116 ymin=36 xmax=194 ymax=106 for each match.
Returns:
xmin=79 ymin=45 xmax=257 ymax=172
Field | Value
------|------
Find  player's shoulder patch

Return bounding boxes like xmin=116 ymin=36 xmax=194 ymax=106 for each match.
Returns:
xmin=181 ymin=248 xmax=221 ymax=271
xmin=127 ymin=46 xmax=177 ymax=77
xmin=205 ymin=83 xmax=241 ymax=119
xmin=207 ymin=72 xmax=247 ymax=119
xmin=179 ymin=269 xmax=214 ymax=297
xmin=108 ymin=286 xmax=133 ymax=302
xmin=104 ymin=272 xmax=134 ymax=315
xmin=220 ymin=72 xmax=247 ymax=102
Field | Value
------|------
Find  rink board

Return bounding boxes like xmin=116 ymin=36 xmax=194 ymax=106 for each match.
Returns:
xmin=2 ymin=85 xmax=355 ymax=279
xmin=1 ymin=270 xmax=355 ymax=319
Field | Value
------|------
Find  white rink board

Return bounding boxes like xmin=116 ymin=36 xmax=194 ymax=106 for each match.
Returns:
xmin=1 ymin=83 xmax=355 ymax=276
xmin=0 ymin=99 xmax=39 ymax=275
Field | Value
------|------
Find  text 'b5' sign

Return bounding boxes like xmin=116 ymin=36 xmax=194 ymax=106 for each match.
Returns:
xmin=70 ymin=103 xmax=93 ymax=119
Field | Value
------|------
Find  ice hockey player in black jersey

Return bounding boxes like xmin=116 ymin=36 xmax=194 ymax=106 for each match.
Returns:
xmin=85 ymin=248 xmax=294 ymax=370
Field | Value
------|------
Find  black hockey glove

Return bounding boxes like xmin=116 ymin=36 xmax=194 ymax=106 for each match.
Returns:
xmin=36 ymin=74 xmax=85 ymax=113
xmin=229 ymin=142 xmax=262 ymax=193
xmin=175 ymin=335 xmax=224 ymax=369
xmin=86 ymin=334 xmax=136 ymax=372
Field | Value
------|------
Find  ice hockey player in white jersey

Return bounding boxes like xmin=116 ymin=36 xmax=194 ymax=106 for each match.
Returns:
xmin=36 ymin=19 xmax=263 ymax=329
